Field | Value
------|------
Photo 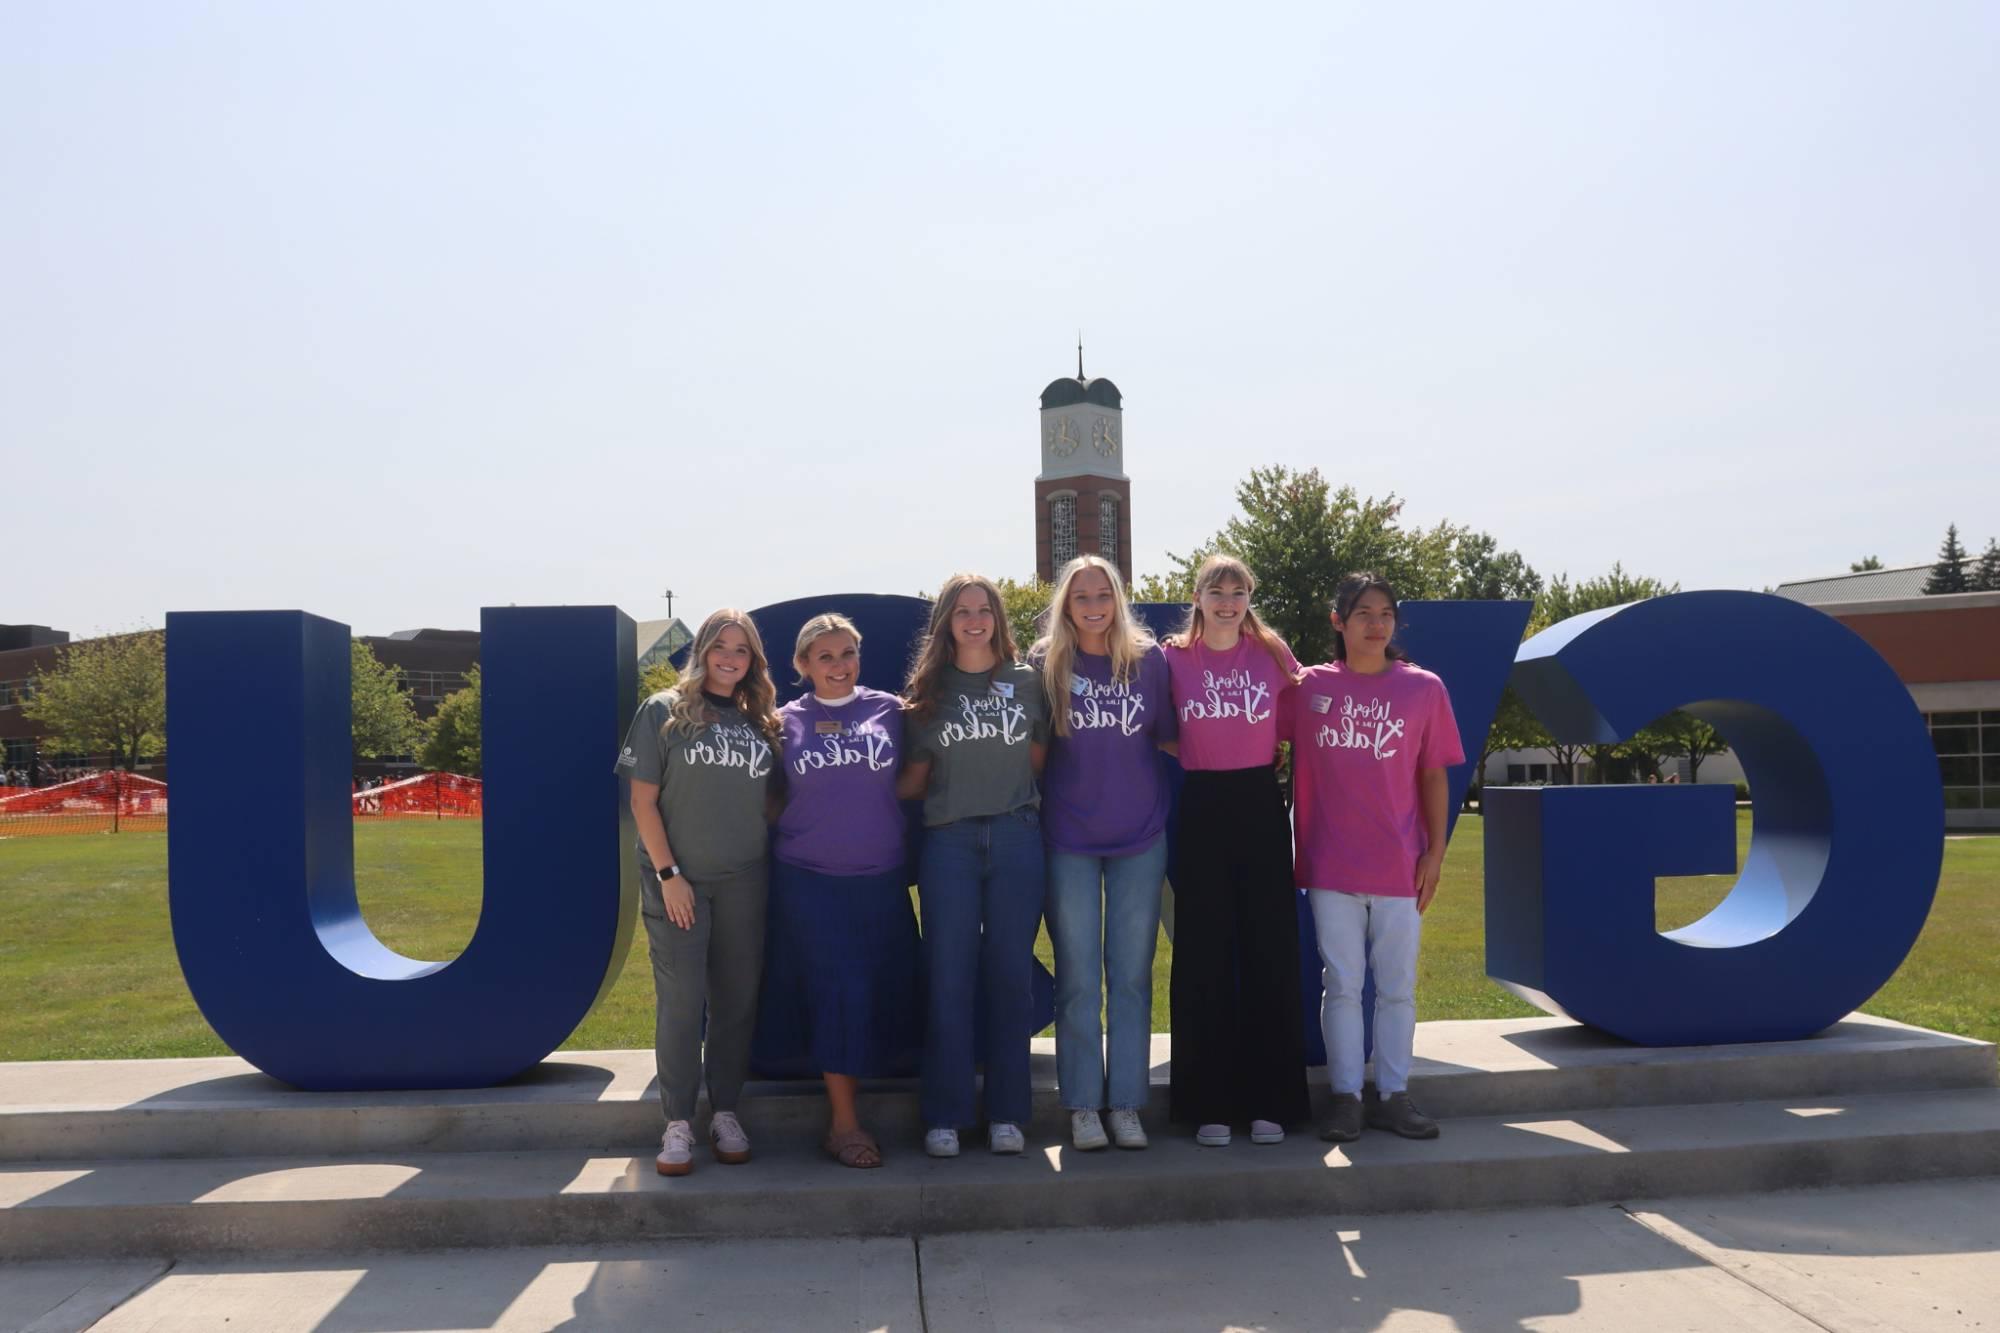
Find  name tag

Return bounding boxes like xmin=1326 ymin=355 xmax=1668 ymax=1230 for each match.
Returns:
xmin=1310 ymin=695 xmax=1333 ymax=714
xmin=814 ymin=721 xmax=843 ymax=735
xmin=1069 ymin=675 xmax=1089 ymax=696
xmin=992 ymin=681 xmax=1014 ymax=699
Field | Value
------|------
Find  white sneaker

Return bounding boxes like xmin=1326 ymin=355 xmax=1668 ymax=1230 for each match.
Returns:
xmin=1107 ymin=1108 xmax=1148 ymax=1150
xmin=656 ymin=1120 xmax=695 ymax=1176
xmin=1069 ymin=1109 xmax=1109 ymax=1151
xmin=989 ymin=1122 xmax=1026 ymax=1155
xmin=709 ymin=1110 xmax=751 ymax=1164
xmin=1195 ymin=1122 xmax=1232 ymax=1147
xmin=1250 ymin=1119 xmax=1285 ymax=1145
xmin=924 ymin=1127 xmax=960 ymax=1158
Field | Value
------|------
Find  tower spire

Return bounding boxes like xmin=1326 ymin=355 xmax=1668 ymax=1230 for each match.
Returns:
xmin=1077 ymin=331 xmax=1084 ymax=380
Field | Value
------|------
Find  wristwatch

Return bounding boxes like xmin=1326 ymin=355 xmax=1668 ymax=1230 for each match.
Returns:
xmin=656 ymin=863 xmax=681 ymax=881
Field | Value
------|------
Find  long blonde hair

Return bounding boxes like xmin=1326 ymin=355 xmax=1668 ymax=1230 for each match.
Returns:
xmin=903 ymin=572 xmax=1017 ymax=721
xmin=1167 ymin=553 xmax=1295 ymax=676
xmin=1034 ymin=555 xmax=1153 ymax=737
xmin=792 ymin=612 xmax=862 ymax=686
xmin=665 ymin=608 xmax=782 ymax=743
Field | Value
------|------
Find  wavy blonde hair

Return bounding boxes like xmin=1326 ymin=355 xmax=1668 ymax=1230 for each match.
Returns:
xmin=792 ymin=612 xmax=863 ymax=687
xmin=1033 ymin=555 xmax=1154 ymax=737
xmin=1166 ymin=553 xmax=1296 ymax=676
xmin=664 ymin=608 xmax=781 ymax=743
xmin=903 ymin=572 xmax=1017 ymax=721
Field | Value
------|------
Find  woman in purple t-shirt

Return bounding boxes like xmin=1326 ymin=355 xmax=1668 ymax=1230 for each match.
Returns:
xmin=1033 ymin=555 xmax=1177 ymax=1152
xmin=770 ymin=613 xmax=921 ymax=1169
xmin=1161 ymin=554 xmax=1311 ymax=1147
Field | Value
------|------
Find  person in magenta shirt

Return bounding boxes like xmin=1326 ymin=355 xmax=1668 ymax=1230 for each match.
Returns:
xmin=1283 ymin=571 xmax=1464 ymax=1144
xmin=1161 ymin=553 xmax=1310 ymax=1147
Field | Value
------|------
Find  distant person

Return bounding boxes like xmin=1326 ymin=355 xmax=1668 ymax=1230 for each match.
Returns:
xmin=1032 ymin=555 xmax=1176 ymax=1152
xmin=768 ymin=613 xmax=920 ymax=1169
xmin=1284 ymin=573 xmax=1463 ymax=1144
xmin=616 ymin=608 xmax=781 ymax=1177
xmin=1162 ymin=554 xmax=1310 ymax=1147
xmin=900 ymin=572 xmax=1049 ymax=1159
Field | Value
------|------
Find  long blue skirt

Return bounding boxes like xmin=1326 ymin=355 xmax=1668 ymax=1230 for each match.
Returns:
xmin=749 ymin=859 xmax=924 ymax=1080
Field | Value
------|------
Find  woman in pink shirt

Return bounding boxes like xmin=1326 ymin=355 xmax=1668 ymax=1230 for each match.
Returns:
xmin=1283 ymin=572 xmax=1463 ymax=1143
xmin=1161 ymin=554 xmax=1310 ymax=1146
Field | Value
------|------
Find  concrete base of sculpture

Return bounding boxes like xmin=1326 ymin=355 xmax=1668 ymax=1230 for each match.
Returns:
xmin=2 ymin=1016 xmax=1994 ymax=1260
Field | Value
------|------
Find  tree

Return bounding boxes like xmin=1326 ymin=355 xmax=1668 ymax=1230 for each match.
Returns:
xmin=1473 ymin=686 xmax=1548 ymax=797
xmin=1133 ymin=569 xmax=1195 ymax=604
xmin=350 ymin=641 xmax=425 ymax=758
xmin=1973 ymin=540 xmax=2000 ymax=593
xmin=1925 ymin=524 xmax=1970 ymax=594
xmin=1533 ymin=563 xmax=1679 ymax=632
xmin=1451 ymin=531 xmax=1544 ymax=602
xmin=1654 ymin=711 xmax=1730 ymax=783
xmin=23 ymin=629 xmax=166 ymax=771
xmin=1618 ymin=721 xmax=1686 ymax=783
xmin=638 ymin=659 xmax=680 ymax=704
xmin=992 ymin=577 xmax=1057 ymax=652
xmin=420 ymin=668 xmax=482 ymax=776
xmin=1850 ymin=556 xmax=1884 ymax=572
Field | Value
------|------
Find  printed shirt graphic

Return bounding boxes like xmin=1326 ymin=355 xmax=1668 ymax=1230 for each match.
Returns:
xmin=775 ymin=687 xmax=906 ymax=877
xmin=908 ymin=661 xmax=1049 ymax=827
xmin=1041 ymin=647 xmax=1178 ymax=856
xmin=1162 ymin=635 xmax=1300 ymax=771
xmin=615 ymin=689 xmax=773 ymax=880
xmin=1280 ymin=661 xmax=1464 ymax=898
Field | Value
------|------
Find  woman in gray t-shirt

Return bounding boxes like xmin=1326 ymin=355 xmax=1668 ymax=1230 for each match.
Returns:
xmin=898 ymin=572 xmax=1050 ymax=1159
xmin=614 ymin=608 xmax=781 ymax=1178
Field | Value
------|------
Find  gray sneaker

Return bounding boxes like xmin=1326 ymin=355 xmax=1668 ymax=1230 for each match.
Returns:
xmin=1366 ymin=1091 xmax=1440 ymax=1140
xmin=1319 ymin=1093 xmax=1364 ymax=1143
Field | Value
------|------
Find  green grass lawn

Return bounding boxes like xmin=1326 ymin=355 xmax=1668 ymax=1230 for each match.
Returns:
xmin=1 ymin=814 xmax=1994 ymax=1061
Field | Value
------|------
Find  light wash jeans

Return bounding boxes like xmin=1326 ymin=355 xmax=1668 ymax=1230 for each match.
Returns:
xmin=1046 ymin=834 xmax=1167 ymax=1111
xmin=1311 ymin=889 xmax=1421 ymax=1096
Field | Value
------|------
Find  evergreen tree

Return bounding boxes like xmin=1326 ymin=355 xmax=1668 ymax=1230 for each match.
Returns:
xmin=1974 ymin=539 xmax=2000 ymax=593
xmin=1850 ymin=556 xmax=1883 ymax=572
xmin=1925 ymin=525 xmax=1969 ymax=594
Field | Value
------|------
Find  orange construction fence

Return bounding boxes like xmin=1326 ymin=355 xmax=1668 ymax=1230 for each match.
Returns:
xmin=0 ymin=771 xmax=483 ymax=837
xmin=351 ymin=772 xmax=483 ymax=819
xmin=0 ymin=771 xmax=170 ymax=838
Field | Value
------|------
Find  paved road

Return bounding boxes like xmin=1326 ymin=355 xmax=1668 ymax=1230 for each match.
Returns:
xmin=5 ymin=1178 xmax=1996 ymax=1331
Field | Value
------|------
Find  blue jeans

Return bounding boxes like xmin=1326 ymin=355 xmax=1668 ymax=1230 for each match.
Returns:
xmin=918 ymin=809 xmax=1047 ymax=1129
xmin=1047 ymin=835 xmax=1167 ymax=1111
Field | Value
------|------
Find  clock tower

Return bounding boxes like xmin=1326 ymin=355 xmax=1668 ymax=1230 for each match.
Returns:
xmin=1035 ymin=350 xmax=1131 ymax=585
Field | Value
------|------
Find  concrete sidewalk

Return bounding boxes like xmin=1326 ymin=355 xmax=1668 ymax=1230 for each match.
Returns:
xmin=6 ymin=1178 xmax=1996 ymax=1332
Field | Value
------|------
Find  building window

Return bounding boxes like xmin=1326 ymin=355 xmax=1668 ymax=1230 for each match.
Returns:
xmin=1099 ymin=493 xmax=1120 ymax=559
xmin=1050 ymin=493 xmax=1077 ymax=567
xmin=1930 ymin=710 xmax=2000 ymax=811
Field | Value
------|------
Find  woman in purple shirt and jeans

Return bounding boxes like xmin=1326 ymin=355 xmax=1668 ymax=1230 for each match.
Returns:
xmin=1034 ymin=555 xmax=1177 ymax=1152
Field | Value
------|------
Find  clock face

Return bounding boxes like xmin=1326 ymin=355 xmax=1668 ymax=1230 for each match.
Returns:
xmin=1046 ymin=416 xmax=1081 ymax=457
xmin=1092 ymin=415 xmax=1120 ymax=456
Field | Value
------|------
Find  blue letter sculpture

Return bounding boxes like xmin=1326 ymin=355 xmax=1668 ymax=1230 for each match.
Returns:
xmin=166 ymin=607 xmax=637 ymax=1090
xmin=1485 ymin=591 xmax=1944 ymax=1044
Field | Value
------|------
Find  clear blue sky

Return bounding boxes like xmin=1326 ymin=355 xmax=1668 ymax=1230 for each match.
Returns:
xmin=4 ymin=2 xmax=1994 ymax=637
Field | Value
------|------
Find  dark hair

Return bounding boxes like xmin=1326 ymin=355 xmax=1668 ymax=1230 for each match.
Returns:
xmin=1331 ymin=571 xmax=1409 ymax=664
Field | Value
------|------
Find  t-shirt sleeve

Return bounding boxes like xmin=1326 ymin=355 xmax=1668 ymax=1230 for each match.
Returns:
xmin=1275 ymin=676 xmax=1296 ymax=742
xmin=1024 ymin=664 xmax=1051 ymax=744
xmin=1418 ymin=676 xmax=1467 ymax=769
xmin=906 ymin=703 xmax=935 ymax=765
xmin=617 ymin=695 xmax=673 ymax=783
xmin=1275 ymin=638 xmax=1302 ymax=679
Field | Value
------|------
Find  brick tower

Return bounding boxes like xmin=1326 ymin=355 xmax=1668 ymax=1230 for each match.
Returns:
xmin=1035 ymin=348 xmax=1130 ymax=585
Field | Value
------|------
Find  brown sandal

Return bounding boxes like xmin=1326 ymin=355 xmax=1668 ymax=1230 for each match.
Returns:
xmin=823 ymin=1128 xmax=883 ymax=1169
